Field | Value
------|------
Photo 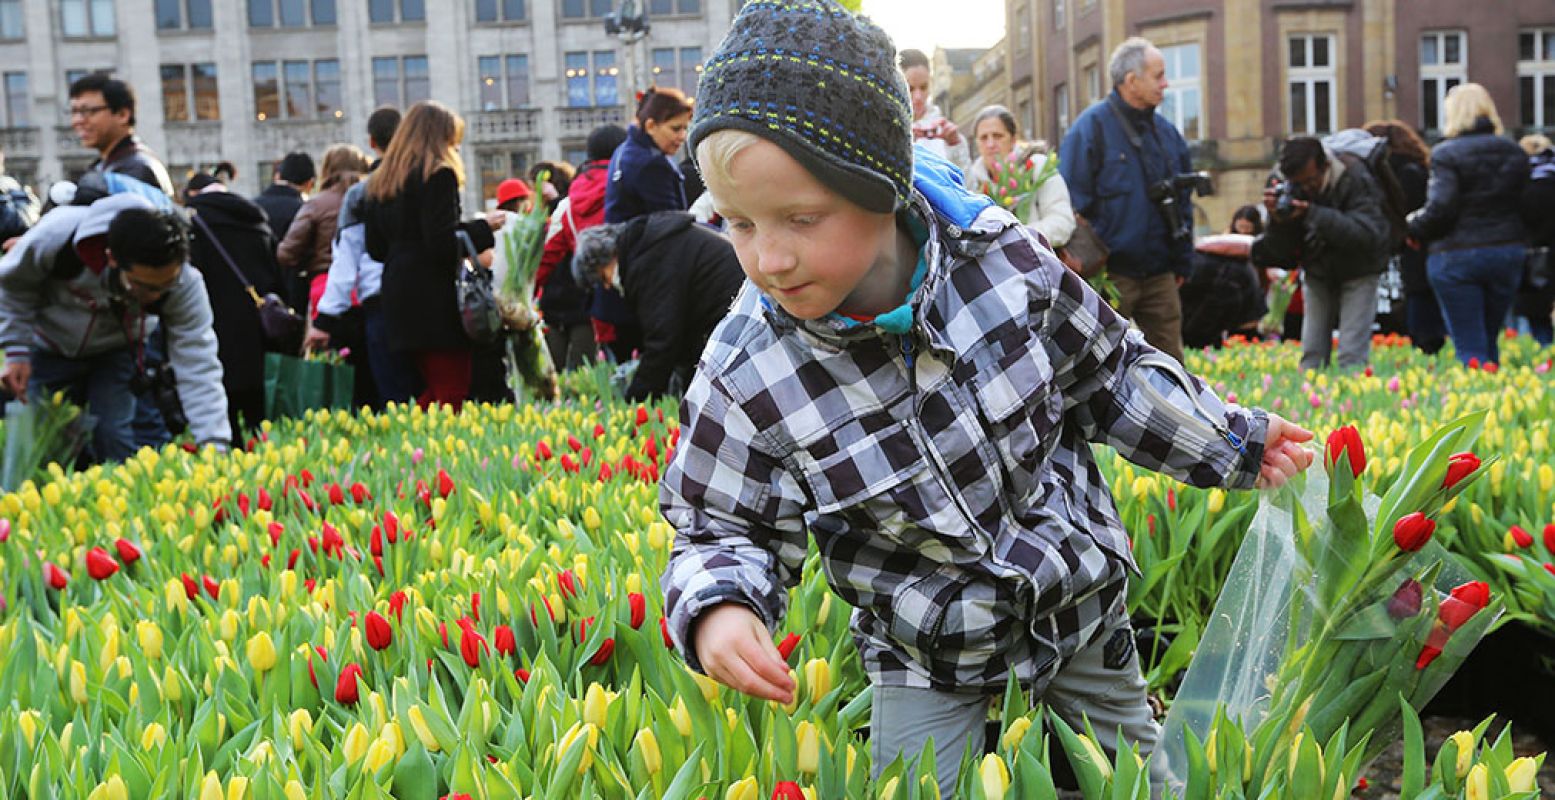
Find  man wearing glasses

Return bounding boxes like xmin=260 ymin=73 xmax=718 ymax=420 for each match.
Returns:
xmin=0 ymin=194 xmax=231 ymax=461
xmin=69 ymin=73 xmax=175 ymax=197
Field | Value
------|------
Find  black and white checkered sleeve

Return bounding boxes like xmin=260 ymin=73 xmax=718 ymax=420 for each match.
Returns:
xmin=1036 ymin=252 xmax=1268 ymax=490
xmin=658 ymin=372 xmax=811 ymax=673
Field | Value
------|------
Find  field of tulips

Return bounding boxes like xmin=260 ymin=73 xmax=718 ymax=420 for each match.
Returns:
xmin=0 ymin=334 xmax=1551 ymax=798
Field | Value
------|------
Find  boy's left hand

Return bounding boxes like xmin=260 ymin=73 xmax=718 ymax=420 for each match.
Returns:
xmin=1255 ymin=414 xmax=1315 ymax=489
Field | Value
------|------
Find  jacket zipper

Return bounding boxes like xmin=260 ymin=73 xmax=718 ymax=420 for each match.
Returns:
xmin=1131 ymin=351 xmax=1248 ymax=457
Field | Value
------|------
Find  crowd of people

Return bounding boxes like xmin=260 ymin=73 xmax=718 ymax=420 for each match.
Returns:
xmin=0 ymin=33 xmax=1552 ymax=464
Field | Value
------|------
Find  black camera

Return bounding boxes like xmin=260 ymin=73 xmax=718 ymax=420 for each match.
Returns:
xmin=1271 ymin=180 xmax=1305 ymax=222
xmin=1147 ymin=172 xmax=1216 ymax=242
xmin=130 ymin=362 xmax=187 ymax=436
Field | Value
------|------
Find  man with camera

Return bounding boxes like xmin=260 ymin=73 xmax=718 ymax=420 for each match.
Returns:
xmin=1251 ymin=137 xmax=1391 ymax=371
xmin=0 ymin=194 xmax=230 ymax=462
xmin=1061 ymin=37 xmax=1202 ymax=362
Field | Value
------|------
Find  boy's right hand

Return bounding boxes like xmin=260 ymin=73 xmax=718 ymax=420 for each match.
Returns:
xmin=692 ymin=602 xmax=796 ymax=705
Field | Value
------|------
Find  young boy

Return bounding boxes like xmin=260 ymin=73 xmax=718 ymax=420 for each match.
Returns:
xmin=659 ymin=1 xmax=1314 ymax=793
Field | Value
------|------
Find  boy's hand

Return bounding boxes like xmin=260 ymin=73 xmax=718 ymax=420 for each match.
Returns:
xmin=1256 ymin=413 xmax=1315 ymax=489
xmin=692 ymin=602 xmax=796 ymax=704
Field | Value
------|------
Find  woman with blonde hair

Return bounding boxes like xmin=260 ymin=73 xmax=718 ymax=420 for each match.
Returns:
xmin=361 ymin=100 xmax=506 ymax=409
xmin=1407 ymin=83 xmax=1528 ymax=367
xmin=278 ymin=143 xmax=371 ymax=319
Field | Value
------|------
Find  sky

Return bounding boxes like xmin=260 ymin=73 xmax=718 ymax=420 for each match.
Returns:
xmin=858 ymin=0 xmax=1006 ymax=59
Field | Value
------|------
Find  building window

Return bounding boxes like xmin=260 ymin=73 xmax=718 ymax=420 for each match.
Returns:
xmin=254 ymin=59 xmax=338 ymax=120
xmin=1055 ymin=83 xmax=1069 ymax=138
xmin=155 ymin=0 xmax=212 ymax=29
xmin=649 ymin=47 xmax=703 ymax=94
xmin=1159 ymin=42 xmax=1203 ymax=140
xmin=61 ymin=0 xmax=115 ymax=37
xmin=161 ymin=63 xmax=219 ymax=122
xmin=561 ymin=0 xmax=612 ymax=19
xmin=1519 ymin=28 xmax=1555 ymax=130
xmin=1287 ymin=33 xmax=1336 ymax=135
xmin=1419 ymin=31 xmax=1465 ymax=134
xmin=648 ymin=0 xmax=700 ymax=14
xmin=479 ymin=150 xmax=532 ymax=204
xmin=1014 ymin=1 xmax=1031 ymax=53
xmin=478 ymin=55 xmax=531 ymax=110
xmin=565 ymin=51 xmax=591 ymax=107
xmin=249 ymin=0 xmax=334 ymax=26
xmin=475 ymin=0 xmax=525 ymax=22
xmin=66 ymin=68 xmax=114 ymax=89
xmin=0 ymin=0 xmax=22 ymax=39
xmin=679 ymin=47 xmax=702 ymax=96
xmin=373 ymin=56 xmax=429 ymax=108
xmin=369 ymin=0 xmax=423 ymax=24
xmin=1083 ymin=64 xmax=1099 ymax=105
xmin=1017 ymin=97 xmax=1033 ymax=139
xmin=1053 ymin=0 xmax=1064 ymax=30
xmin=4 ymin=72 xmax=28 ymax=127
xmin=593 ymin=51 xmax=620 ymax=107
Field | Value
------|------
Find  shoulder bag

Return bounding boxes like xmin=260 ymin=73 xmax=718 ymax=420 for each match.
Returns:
xmin=455 ymin=229 xmax=502 ymax=345
xmin=189 ymin=210 xmax=305 ymax=353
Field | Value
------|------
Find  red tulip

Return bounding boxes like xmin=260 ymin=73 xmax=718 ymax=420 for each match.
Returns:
xmin=327 ymin=483 xmax=345 ymax=505
xmin=561 ymin=454 xmax=579 ymax=473
xmin=0 ymin=518 xmax=10 ymax=542
xmin=460 ymin=627 xmax=487 ymax=668
xmin=772 ymin=782 xmax=805 ymax=800
xmin=1440 ymin=581 xmax=1490 ymax=630
xmin=351 ymin=482 xmax=370 ymax=504
xmin=44 ymin=563 xmax=69 ymax=590
xmin=590 ymin=637 xmax=615 ymax=665
xmin=202 ymin=575 xmax=220 ymax=600
xmin=593 ymin=423 xmax=605 ymax=438
xmin=1386 ymin=580 xmax=1423 ymax=620
xmin=267 ymin=521 xmax=285 ymax=547
xmin=437 ymin=468 xmax=455 ymax=498
xmin=660 ymin=616 xmax=674 ymax=649
xmin=598 ymin=463 xmax=614 ymax=482
xmin=384 ymin=511 xmax=400 ymax=543
xmin=85 ymin=547 xmax=119 ymax=580
xmin=257 ymin=488 xmax=273 ymax=511
xmin=635 ymin=406 xmax=649 ymax=426
xmin=300 ymin=468 xmax=315 ymax=487
xmin=335 ymin=663 xmax=362 ymax=704
xmin=470 ymin=592 xmax=481 ymax=622
xmin=442 ymin=794 xmax=474 ymax=800
xmin=557 ymin=569 xmax=578 ymax=598
xmin=777 ymin=632 xmax=802 ymax=661
xmin=237 ymin=493 xmax=251 ymax=517
xmin=365 ymin=611 xmax=392 ymax=651
xmin=1509 ymin=525 xmax=1534 ymax=548
xmin=567 ymin=434 xmax=583 ymax=452
xmin=113 ymin=538 xmax=142 ymax=565
xmin=370 ymin=527 xmax=384 ymax=557
xmin=389 ymin=590 xmax=408 ymax=620
xmin=287 ymin=549 xmax=301 ymax=570
xmin=536 ymin=440 xmax=553 ymax=461
xmin=493 ymin=625 xmax=516 ymax=656
xmin=306 ymin=645 xmax=328 ymax=687
xmin=181 ymin=572 xmax=200 ymax=600
xmin=578 ymin=616 xmax=595 ymax=643
xmin=1545 ymin=523 xmax=1555 ymax=554
xmin=1325 ymin=425 xmax=1366 ymax=477
xmin=1442 ymin=452 xmax=1480 ymax=489
xmin=628 ymin=592 xmax=646 ymax=629
xmin=1392 ymin=512 xmax=1435 ymax=552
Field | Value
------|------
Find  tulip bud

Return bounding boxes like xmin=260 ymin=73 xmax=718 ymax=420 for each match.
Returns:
xmin=44 ymin=563 xmax=69 ymax=590
xmin=724 ymin=776 xmax=758 ymax=800
xmin=141 ymin=722 xmax=167 ymax=750
xmin=1505 ymin=757 xmax=1538 ymax=793
xmin=1448 ymin=730 xmax=1475 ymax=779
xmin=342 ymin=722 xmax=370 ymax=763
xmin=246 ymin=632 xmax=277 ymax=673
xmin=84 ymin=547 xmax=119 ymax=580
xmin=628 ymin=592 xmax=646 ymax=629
xmin=289 ymin=709 xmax=313 ymax=749
xmin=365 ymin=610 xmax=392 ymax=651
xmin=979 ymin=753 xmax=1010 ymax=799
xmin=137 ymin=620 xmax=164 ymax=660
xmin=336 ymin=663 xmax=363 ymax=705
xmin=557 ymin=722 xmax=599 ymax=773
xmin=1440 ymin=581 xmax=1491 ymax=631
xmin=1324 ymin=425 xmax=1366 ymax=477
xmin=1386 ymin=579 xmax=1423 ymax=620
xmin=364 ymin=736 xmax=396 ymax=773
xmin=803 ymin=659 xmax=832 ymax=706
xmin=283 ymin=782 xmax=305 ymax=800
xmin=669 ymin=696 xmax=692 ymax=737
xmin=1507 ymin=525 xmax=1535 ymax=549
xmin=795 ymin=720 xmax=820 ymax=774
xmin=777 ymin=632 xmax=801 ymax=661
xmin=198 ymin=772 xmax=224 ymax=800
xmin=227 ymin=776 xmax=249 ymax=800
xmin=633 ymin=727 xmax=663 ymax=775
xmin=1442 ymin=452 xmax=1481 ymax=489
xmin=771 ymin=781 xmax=805 ymax=800
xmin=583 ymin=682 xmax=611 ymax=729
xmin=1465 ymin=763 xmax=1488 ymax=800
xmin=1392 ymin=512 xmax=1435 ymax=552
xmin=406 ymin=705 xmax=440 ymax=752
xmin=69 ymin=659 xmax=88 ymax=704
xmin=1000 ymin=717 xmax=1032 ymax=751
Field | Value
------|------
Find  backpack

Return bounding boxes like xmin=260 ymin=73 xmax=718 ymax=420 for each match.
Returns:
xmin=0 ymin=180 xmax=37 ymax=241
xmin=1322 ymin=129 xmax=1409 ymax=248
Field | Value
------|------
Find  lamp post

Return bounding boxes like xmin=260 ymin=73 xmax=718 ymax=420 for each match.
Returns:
xmin=606 ymin=0 xmax=650 ymax=101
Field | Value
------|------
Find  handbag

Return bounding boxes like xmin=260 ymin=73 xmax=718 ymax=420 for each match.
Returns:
xmin=1524 ymin=246 xmax=1552 ymax=293
xmin=189 ymin=211 xmax=305 ymax=353
xmin=455 ymin=229 xmax=502 ymax=345
xmin=1057 ymin=214 xmax=1109 ymax=279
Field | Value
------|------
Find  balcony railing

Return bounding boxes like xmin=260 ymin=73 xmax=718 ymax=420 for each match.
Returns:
xmin=249 ymin=118 xmax=351 ymax=160
xmin=469 ymin=108 xmax=542 ymax=143
xmin=559 ymin=105 xmax=629 ymax=140
xmin=0 ymin=127 xmax=38 ymax=157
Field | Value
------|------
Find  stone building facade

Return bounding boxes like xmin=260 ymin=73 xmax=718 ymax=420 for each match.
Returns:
xmin=0 ymin=0 xmax=736 ymax=210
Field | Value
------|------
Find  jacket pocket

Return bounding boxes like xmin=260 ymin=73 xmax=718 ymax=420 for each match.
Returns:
xmin=1096 ymin=152 xmax=1133 ymax=199
xmin=789 ymin=417 xmax=924 ymax=515
xmin=885 ymin=562 xmax=1017 ymax=675
xmin=969 ymin=337 xmax=1063 ymax=503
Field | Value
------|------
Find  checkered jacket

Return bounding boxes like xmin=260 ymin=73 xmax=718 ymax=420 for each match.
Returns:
xmin=660 ymin=191 xmax=1268 ymax=691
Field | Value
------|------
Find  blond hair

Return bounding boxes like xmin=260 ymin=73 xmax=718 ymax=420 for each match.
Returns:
xmin=318 ymin=143 xmax=370 ymax=191
xmin=1442 ymin=83 xmax=1502 ymax=138
xmin=1521 ymin=134 xmax=1553 ymax=156
xmin=693 ymin=128 xmax=762 ymax=194
xmin=368 ymin=100 xmax=466 ymax=202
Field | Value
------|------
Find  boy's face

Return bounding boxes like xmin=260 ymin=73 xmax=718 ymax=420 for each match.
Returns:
xmin=705 ymin=138 xmax=898 ymax=321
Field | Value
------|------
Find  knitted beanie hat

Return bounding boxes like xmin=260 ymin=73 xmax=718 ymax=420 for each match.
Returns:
xmin=688 ymin=0 xmax=913 ymax=214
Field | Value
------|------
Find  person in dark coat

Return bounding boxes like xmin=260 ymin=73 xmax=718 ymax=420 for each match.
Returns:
xmin=1366 ymin=120 xmax=1443 ymax=354
xmin=361 ymin=101 xmax=501 ymax=410
xmin=604 ymin=87 xmax=693 ymax=224
xmin=1407 ymin=84 xmax=1529 ymax=367
xmin=571 ymin=211 xmax=744 ymax=401
xmin=184 ymin=174 xmax=284 ymax=436
xmin=69 ymin=72 xmax=175 ymax=197
xmin=1518 ymin=135 xmax=1555 ymax=345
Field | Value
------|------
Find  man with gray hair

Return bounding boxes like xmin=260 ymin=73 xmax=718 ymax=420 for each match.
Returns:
xmin=1060 ymin=36 xmax=1195 ymax=361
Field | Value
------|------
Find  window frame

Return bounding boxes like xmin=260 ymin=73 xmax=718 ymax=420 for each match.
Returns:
xmin=1054 ymin=82 xmax=1070 ymax=139
xmin=61 ymin=0 xmax=115 ymax=39
xmin=155 ymin=0 xmax=214 ymax=31
xmin=248 ymin=0 xmax=336 ymax=28
xmin=1158 ymin=41 xmax=1204 ymax=141
xmin=477 ymin=54 xmax=532 ymax=111
xmin=1286 ymin=33 xmax=1337 ymax=135
xmin=368 ymin=0 xmax=423 ymax=24
xmin=1419 ymin=30 xmax=1466 ymax=135
xmin=0 ymin=0 xmax=23 ymax=40
xmin=3 ymin=71 xmax=29 ymax=128
xmin=474 ymin=0 xmax=526 ymax=23
xmin=1053 ymin=0 xmax=1064 ymax=31
xmin=646 ymin=0 xmax=700 ymax=16
xmin=253 ymin=58 xmax=338 ymax=121
xmin=564 ymin=50 xmax=592 ymax=107
xmin=1518 ymin=27 xmax=1555 ymax=130
xmin=560 ymin=0 xmax=613 ymax=20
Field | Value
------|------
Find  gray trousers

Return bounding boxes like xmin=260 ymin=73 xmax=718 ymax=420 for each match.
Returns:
xmin=871 ymin=621 xmax=1164 ymax=798
xmin=1300 ymin=273 xmax=1380 ymax=372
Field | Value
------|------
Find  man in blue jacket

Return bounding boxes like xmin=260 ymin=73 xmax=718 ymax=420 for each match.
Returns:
xmin=1060 ymin=37 xmax=1194 ymax=362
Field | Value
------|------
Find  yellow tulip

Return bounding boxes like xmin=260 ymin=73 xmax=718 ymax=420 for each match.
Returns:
xmin=1448 ymin=730 xmax=1475 ymax=779
xmin=69 ymin=660 xmax=88 ymax=705
xmin=141 ymin=722 xmax=167 ymax=750
xmin=283 ymin=781 xmax=306 ymax=800
xmin=582 ymin=506 xmax=602 ymax=531
xmin=226 ymin=776 xmax=248 ymax=800
xmin=1465 ymin=763 xmax=1489 ymax=800
xmin=1207 ymin=488 xmax=1226 ymax=514
xmin=87 ymin=775 xmax=128 ymax=800
xmin=406 ymin=705 xmax=441 ymax=752
xmin=633 ymin=727 xmax=663 ymax=775
xmin=342 ymin=722 xmax=371 ymax=764
xmin=669 ymin=696 xmax=692 ymax=737
xmin=803 ymin=659 xmax=832 ymax=706
xmin=1078 ymin=734 xmax=1114 ymax=782
xmin=582 ymin=682 xmax=611 ymax=729
xmin=1505 ymin=757 xmax=1538 ymax=793
xmin=690 ymin=669 xmax=721 ymax=703
xmin=795 ymin=720 xmax=820 ymax=774
xmin=245 ymin=632 xmax=277 ymax=673
xmin=162 ymin=664 xmax=183 ymax=702
xmin=557 ymin=722 xmax=599 ymax=773
xmin=17 ymin=709 xmax=40 ymax=748
xmin=917 ymin=774 xmax=939 ymax=800
xmin=725 ymin=776 xmax=759 ymax=800
xmin=288 ymin=709 xmax=313 ymax=749
xmin=218 ymin=609 xmax=241 ymax=641
xmin=979 ymin=753 xmax=1010 ymax=799
xmin=876 ymin=776 xmax=900 ymax=799
xmin=1000 ymin=717 xmax=1032 ymax=751
xmin=364 ymin=736 xmax=396 ymax=773
xmin=199 ymin=771 xmax=224 ymax=800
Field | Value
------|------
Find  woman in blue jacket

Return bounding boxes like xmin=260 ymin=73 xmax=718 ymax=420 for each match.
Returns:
xmin=604 ymin=87 xmax=693 ymax=223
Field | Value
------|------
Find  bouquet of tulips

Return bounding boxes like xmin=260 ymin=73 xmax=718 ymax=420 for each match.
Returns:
xmin=1162 ymin=413 xmax=1503 ymax=788
xmin=1260 ymin=268 xmax=1298 ymax=337
xmin=496 ymin=170 xmax=559 ymax=402
xmin=977 ymin=149 xmax=1060 ymax=225
xmin=1 ymin=394 xmax=92 ymax=491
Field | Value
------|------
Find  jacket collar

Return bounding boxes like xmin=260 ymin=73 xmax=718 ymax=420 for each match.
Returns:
xmin=1109 ymin=90 xmax=1156 ymax=129
xmin=100 ymin=133 xmax=141 ymax=165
